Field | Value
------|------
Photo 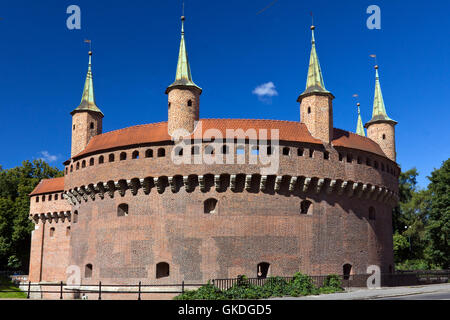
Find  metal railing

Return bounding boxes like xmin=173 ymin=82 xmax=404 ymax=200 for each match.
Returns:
xmin=1 ymin=270 xmax=449 ymax=299
xmin=0 ymin=281 xmax=204 ymax=300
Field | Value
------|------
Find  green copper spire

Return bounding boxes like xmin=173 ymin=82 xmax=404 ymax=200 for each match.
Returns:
xmin=356 ymin=103 xmax=366 ymax=136
xmin=301 ymin=25 xmax=330 ymax=96
xmin=365 ymin=66 xmax=396 ymax=127
xmin=71 ymin=51 xmax=104 ymax=116
xmin=166 ymin=16 xmax=202 ymax=94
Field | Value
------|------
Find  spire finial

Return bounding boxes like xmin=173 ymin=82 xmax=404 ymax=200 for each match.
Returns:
xmin=166 ymin=10 xmax=202 ymax=94
xmin=356 ymin=102 xmax=366 ymax=137
xmin=310 ymin=12 xmax=315 ymax=43
xmin=365 ymin=61 xmax=397 ymax=128
xmin=298 ymin=18 xmax=331 ymax=98
xmin=71 ymin=46 xmax=103 ymax=116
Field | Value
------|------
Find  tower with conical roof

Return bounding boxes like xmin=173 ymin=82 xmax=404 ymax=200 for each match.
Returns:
xmin=297 ymin=25 xmax=334 ymax=144
xmin=70 ymin=51 xmax=104 ymax=157
xmin=356 ymin=103 xmax=366 ymax=137
xmin=166 ymin=15 xmax=202 ymax=136
xmin=365 ymin=65 xmax=397 ymax=161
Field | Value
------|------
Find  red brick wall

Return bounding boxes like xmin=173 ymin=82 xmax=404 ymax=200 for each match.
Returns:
xmin=29 ymin=193 xmax=72 ymax=283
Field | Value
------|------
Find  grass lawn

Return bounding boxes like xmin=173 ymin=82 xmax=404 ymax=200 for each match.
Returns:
xmin=0 ymin=276 xmax=27 ymax=299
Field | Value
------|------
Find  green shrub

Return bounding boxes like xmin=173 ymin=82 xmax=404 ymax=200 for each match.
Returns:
xmin=323 ymin=274 xmax=344 ymax=290
xmin=286 ymin=272 xmax=319 ymax=296
xmin=174 ymin=281 xmax=225 ymax=300
xmin=173 ymin=273 xmax=344 ymax=300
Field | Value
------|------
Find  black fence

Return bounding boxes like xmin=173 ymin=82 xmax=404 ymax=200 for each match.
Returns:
xmin=212 ymin=271 xmax=450 ymax=291
xmin=1 ymin=270 xmax=449 ymax=300
xmin=0 ymin=281 xmax=204 ymax=300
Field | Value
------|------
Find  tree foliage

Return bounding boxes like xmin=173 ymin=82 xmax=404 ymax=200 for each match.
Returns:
xmin=424 ymin=159 xmax=450 ymax=269
xmin=394 ymin=158 xmax=450 ymax=270
xmin=0 ymin=160 xmax=63 ymax=270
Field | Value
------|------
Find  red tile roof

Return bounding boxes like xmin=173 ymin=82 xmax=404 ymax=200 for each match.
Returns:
xmin=29 ymin=177 xmax=65 ymax=196
xmin=73 ymin=119 xmax=386 ymax=159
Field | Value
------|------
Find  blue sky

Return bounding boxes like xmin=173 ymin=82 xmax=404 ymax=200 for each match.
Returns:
xmin=0 ymin=0 xmax=449 ymax=188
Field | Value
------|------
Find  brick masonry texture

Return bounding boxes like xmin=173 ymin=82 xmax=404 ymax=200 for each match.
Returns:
xmin=28 ymin=138 xmax=399 ymax=292
xmin=71 ymin=111 xmax=103 ymax=157
xmin=367 ymin=122 xmax=396 ymax=162
xmin=167 ymin=87 xmax=200 ymax=136
xmin=28 ymin=84 xmax=399 ymax=300
xmin=300 ymin=94 xmax=333 ymax=144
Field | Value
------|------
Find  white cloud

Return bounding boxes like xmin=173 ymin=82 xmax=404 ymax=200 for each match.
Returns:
xmin=39 ymin=151 xmax=59 ymax=163
xmin=252 ymin=82 xmax=278 ymax=103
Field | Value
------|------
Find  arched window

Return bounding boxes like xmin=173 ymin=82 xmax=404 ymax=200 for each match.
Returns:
xmin=158 ymin=148 xmax=165 ymax=157
xmin=300 ymin=200 xmax=312 ymax=215
xmin=132 ymin=151 xmax=139 ymax=159
xmin=204 ymin=198 xmax=218 ymax=214
xmin=347 ymin=154 xmax=353 ymax=163
xmin=49 ymin=227 xmax=55 ymax=237
xmin=109 ymin=154 xmax=115 ymax=162
xmin=339 ymin=153 xmax=343 ymax=161
xmin=55 ymin=194 xmax=58 ymax=201
xmin=89 ymin=158 xmax=94 ymax=166
xmin=99 ymin=156 xmax=104 ymax=164
xmin=343 ymin=264 xmax=352 ymax=280
xmin=382 ymin=134 xmax=386 ymax=140
xmin=145 ymin=149 xmax=153 ymax=158
xmin=76 ymin=162 xmax=80 ymax=170
xmin=65 ymin=167 xmax=68 ymax=174
xmin=70 ymin=165 xmax=73 ymax=172
xmin=82 ymin=160 xmax=86 ymax=168
xmin=42 ymin=195 xmax=46 ymax=202
xmin=187 ymin=100 xmax=192 ymax=107
xmin=307 ymin=107 xmax=311 ymax=114
xmin=73 ymin=211 xmax=78 ymax=223
xmin=173 ymin=147 xmax=183 ymax=157
xmin=48 ymin=194 xmax=52 ymax=201
xmin=66 ymin=226 xmax=71 ymax=236
xmin=205 ymin=145 xmax=214 ymax=155
xmin=90 ymin=122 xmax=94 ymax=129
xmin=120 ymin=152 xmax=127 ymax=161
xmin=369 ymin=207 xmax=376 ymax=220
xmin=36 ymin=196 xmax=39 ymax=203
xmin=257 ymin=262 xmax=270 ymax=279
xmin=236 ymin=146 xmax=245 ymax=155
xmin=282 ymin=147 xmax=290 ymax=156
xmin=156 ymin=262 xmax=170 ymax=279
xmin=297 ymin=148 xmax=304 ymax=156
xmin=309 ymin=149 xmax=314 ymax=158
xmin=85 ymin=264 xmax=93 ymax=278
xmin=117 ymin=203 xmax=129 ymax=217
xmin=323 ymin=151 xmax=329 ymax=160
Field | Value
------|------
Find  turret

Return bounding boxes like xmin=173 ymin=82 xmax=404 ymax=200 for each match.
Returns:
xmin=166 ymin=16 xmax=202 ymax=136
xmin=365 ymin=65 xmax=397 ymax=162
xmin=70 ymin=51 xmax=104 ymax=158
xmin=297 ymin=25 xmax=334 ymax=144
xmin=356 ymin=103 xmax=366 ymax=137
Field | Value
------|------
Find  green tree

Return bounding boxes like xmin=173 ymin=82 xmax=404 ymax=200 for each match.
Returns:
xmin=0 ymin=160 xmax=62 ymax=270
xmin=392 ymin=168 xmax=430 ymax=267
xmin=424 ymin=159 xmax=450 ymax=269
